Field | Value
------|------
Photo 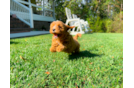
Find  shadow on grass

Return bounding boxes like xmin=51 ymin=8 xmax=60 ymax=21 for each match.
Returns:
xmin=69 ymin=50 xmax=102 ymax=60
xmin=10 ymin=41 xmax=19 ymax=44
xmin=85 ymin=32 xmax=93 ymax=34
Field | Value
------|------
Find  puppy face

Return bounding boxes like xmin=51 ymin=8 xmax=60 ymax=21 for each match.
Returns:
xmin=49 ymin=21 xmax=75 ymax=38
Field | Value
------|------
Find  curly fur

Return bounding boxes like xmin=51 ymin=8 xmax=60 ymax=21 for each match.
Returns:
xmin=49 ymin=21 xmax=81 ymax=53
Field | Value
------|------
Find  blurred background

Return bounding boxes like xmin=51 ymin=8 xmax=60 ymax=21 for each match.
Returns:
xmin=54 ymin=0 xmax=123 ymax=33
xmin=10 ymin=0 xmax=123 ymax=33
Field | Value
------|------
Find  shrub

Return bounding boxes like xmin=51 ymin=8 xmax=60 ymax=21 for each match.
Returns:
xmin=104 ymin=19 xmax=113 ymax=33
xmin=87 ymin=17 xmax=106 ymax=32
xmin=104 ymin=12 xmax=123 ymax=33
xmin=87 ymin=11 xmax=123 ymax=33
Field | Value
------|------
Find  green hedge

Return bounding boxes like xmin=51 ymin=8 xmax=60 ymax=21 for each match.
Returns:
xmin=87 ymin=12 xmax=123 ymax=33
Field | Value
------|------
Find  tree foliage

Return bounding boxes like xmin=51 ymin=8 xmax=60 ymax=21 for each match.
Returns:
xmin=54 ymin=0 xmax=123 ymax=33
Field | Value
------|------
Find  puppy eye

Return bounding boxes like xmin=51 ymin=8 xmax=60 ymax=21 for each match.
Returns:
xmin=58 ymin=25 xmax=62 ymax=29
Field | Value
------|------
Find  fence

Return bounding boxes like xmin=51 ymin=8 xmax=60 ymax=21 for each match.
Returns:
xmin=10 ymin=0 xmax=56 ymax=28
xmin=10 ymin=0 xmax=33 ymax=28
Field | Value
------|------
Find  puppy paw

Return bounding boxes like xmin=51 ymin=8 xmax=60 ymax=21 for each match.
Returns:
xmin=56 ymin=48 xmax=62 ymax=52
xmin=50 ymin=47 xmax=56 ymax=52
xmin=56 ymin=46 xmax=65 ymax=52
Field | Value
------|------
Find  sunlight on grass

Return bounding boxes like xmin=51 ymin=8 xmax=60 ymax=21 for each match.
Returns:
xmin=10 ymin=33 xmax=123 ymax=87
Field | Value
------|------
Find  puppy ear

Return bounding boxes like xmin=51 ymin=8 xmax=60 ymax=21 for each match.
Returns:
xmin=65 ymin=25 xmax=75 ymax=30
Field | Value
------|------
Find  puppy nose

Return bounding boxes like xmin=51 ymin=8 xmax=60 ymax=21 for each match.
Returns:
xmin=53 ymin=29 xmax=55 ymax=32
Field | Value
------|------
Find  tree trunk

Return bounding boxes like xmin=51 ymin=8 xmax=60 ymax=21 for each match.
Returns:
xmin=108 ymin=4 xmax=109 ymax=13
xmin=120 ymin=3 xmax=122 ymax=21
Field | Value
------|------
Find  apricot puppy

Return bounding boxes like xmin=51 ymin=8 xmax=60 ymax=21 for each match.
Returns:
xmin=49 ymin=21 xmax=81 ymax=53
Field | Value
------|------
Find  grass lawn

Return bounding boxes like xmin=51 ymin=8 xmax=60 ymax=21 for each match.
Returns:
xmin=10 ymin=33 xmax=123 ymax=88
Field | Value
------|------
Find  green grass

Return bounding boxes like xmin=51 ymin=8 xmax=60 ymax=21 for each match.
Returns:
xmin=10 ymin=33 xmax=123 ymax=88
